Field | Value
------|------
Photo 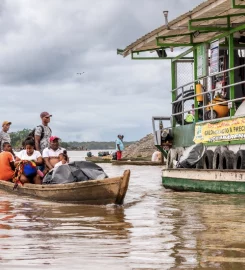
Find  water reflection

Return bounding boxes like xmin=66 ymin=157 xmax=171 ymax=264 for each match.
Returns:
xmin=0 ymin=191 xmax=132 ymax=269
xmin=157 ymin=191 xmax=245 ymax=269
xmin=1 ymin=163 xmax=245 ymax=269
xmin=0 ymin=200 xmax=16 ymax=236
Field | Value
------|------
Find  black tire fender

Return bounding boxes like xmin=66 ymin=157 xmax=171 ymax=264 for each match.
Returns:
xmin=166 ymin=149 xmax=177 ymax=169
xmin=175 ymin=147 xmax=184 ymax=162
xmin=220 ymin=150 xmax=234 ymax=170
xmin=234 ymin=150 xmax=245 ymax=169
xmin=203 ymin=150 xmax=214 ymax=169
xmin=212 ymin=147 xmax=222 ymax=169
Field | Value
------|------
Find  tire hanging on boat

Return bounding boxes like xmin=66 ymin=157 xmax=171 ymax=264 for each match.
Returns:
xmin=202 ymin=150 xmax=214 ymax=169
xmin=212 ymin=146 xmax=227 ymax=169
xmin=175 ymin=147 xmax=184 ymax=162
xmin=173 ymin=89 xmax=194 ymax=125
xmin=166 ymin=149 xmax=177 ymax=169
xmin=196 ymin=159 xmax=203 ymax=169
xmin=220 ymin=150 xmax=234 ymax=170
xmin=234 ymin=150 xmax=245 ymax=169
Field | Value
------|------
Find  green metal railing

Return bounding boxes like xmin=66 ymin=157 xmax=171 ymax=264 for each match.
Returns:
xmin=171 ymin=63 xmax=245 ymax=125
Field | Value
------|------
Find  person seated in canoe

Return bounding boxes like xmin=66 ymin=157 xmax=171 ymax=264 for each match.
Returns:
xmin=0 ymin=142 xmax=15 ymax=181
xmin=14 ymin=140 xmax=43 ymax=184
xmin=42 ymin=136 xmax=66 ymax=171
xmin=54 ymin=150 xmax=69 ymax=168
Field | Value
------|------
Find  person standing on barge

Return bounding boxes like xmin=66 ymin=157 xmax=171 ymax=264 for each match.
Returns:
xmin=116 ymin=135 xmax=124 ymax=160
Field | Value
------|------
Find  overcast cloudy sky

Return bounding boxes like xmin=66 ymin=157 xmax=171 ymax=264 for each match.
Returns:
xmin=0 ymin=0 xmax=204 ymax=142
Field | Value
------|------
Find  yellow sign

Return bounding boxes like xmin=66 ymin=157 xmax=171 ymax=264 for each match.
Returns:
xmin=194 ymin=118 xmax=245 ymax=143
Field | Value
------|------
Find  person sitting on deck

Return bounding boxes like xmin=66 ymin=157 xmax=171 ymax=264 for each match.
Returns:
xmin=151 ymin=150 xmax=162 ymax=162
xmin=42 ymin=136 xmax=66 ymax=171
xmin=185 ymin=111 xmax=195 ymax=124
xmin=14 ymin=140 xmax=43 ymax=184
xmin=0 ymin=142 xmax=15 ymax=181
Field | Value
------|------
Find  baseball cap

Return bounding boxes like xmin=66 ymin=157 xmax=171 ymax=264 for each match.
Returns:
xmin=40 ymin=112 xmax=52 ymax=118
xmin=49 ymin=136 xmax=60 ymax=142
xmin=2 ymin=121 xmax=12 ymax=127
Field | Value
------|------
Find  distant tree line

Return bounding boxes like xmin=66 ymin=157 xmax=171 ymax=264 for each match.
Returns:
xmin=10 ymin=129 xmax=135 ymax=150
xmin=60 ymin=141 xmax=134 ymax=150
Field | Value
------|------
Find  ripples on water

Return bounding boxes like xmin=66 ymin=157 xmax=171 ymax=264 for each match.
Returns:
xmin=1 ymin=152 xmax=245 ymax=269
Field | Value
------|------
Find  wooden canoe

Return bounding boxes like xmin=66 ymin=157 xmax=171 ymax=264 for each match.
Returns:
xmin=85 ymin=157 xmax=164 ymax=165
xmin=112 ymin=160 xmax=164 ymax=166
xmin=0 ymin=170 xmax=130 ymax=205
xmin=85 ymin=156 xmax=112 ymax=163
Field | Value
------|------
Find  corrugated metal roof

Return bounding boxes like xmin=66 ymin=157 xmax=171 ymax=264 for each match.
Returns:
xmin=123 ymin=0 xmax=245 ymax=57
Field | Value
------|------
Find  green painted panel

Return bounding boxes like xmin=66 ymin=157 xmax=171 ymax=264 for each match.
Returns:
xmin=163 ymin=177 xmax=245 ymax=194
xmin=172 ymin=124 xmax=195 ymax=147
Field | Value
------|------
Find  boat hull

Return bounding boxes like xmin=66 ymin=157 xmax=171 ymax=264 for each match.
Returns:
xmin=85 ymin=157 xmax=160 ymax=165
xmin=162 ymin=169 xmax=245 ymax=194
xmin=85 ymin=157 xmax=112 ymax=163
xmin=112 ymin=161 xmax=163 ymax=166
xmin=0 ymin=170 xmax=130 ymax=205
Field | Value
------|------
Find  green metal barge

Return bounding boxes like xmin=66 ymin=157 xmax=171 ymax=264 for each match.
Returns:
xmin=119 ymin=0 xmax=245 ymax=194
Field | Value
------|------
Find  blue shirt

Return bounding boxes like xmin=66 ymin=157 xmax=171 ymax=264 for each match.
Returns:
xmin=116 ymin=138 xmax=124 ymax=151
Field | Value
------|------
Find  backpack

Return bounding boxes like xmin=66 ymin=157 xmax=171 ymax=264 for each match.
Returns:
xmin=22 ymin=125 xmax=51 ymax=148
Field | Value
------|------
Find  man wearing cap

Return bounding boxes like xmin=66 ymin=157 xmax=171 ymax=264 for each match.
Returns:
xmin=34 ymin=112 xmax=52 ymax=153
xmin=42 ymin=136 xmax=66 ymax=171
xmin=0 ymin=121 xmax=12 ymax=151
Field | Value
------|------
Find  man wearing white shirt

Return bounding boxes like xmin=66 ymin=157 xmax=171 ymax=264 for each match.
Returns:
xmin=42 ymin=136 xmax=66 ymax=171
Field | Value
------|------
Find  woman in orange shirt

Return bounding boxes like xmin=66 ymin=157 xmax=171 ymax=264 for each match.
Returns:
xmin=0 ymin=142 xmax=15 ymax=181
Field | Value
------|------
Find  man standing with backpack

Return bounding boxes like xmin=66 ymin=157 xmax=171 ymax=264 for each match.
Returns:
xmin=0 ymin=121 xmax=12 ymax=151
xmin=34 ymin=112 xmax=52 ymax=153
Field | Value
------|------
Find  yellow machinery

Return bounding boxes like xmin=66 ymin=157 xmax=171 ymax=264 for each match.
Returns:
xmin=206 ymin=96 xmax=229 ymax=118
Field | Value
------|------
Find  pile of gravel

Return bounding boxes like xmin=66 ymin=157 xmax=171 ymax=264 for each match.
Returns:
xmin=122 ymin=133 xmax=158 ymax=160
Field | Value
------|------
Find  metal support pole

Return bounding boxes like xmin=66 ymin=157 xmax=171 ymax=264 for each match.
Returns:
xmin=181 ymin=87 xmax=184 ymax=125
xmin=193 ymin=47 xmax=198 ymax=122
xmin=171 ymin=61 xmax=177 ymax=127
xmin=229 ymin=33 xmax=235 ymax=116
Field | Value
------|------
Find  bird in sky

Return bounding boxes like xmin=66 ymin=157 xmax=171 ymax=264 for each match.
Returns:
xmin=77 ymin=72 xmax=85 ymax=75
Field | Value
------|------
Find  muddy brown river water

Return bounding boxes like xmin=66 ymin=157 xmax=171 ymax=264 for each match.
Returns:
xmin=1 ymin=151 xmax=245 ymax=269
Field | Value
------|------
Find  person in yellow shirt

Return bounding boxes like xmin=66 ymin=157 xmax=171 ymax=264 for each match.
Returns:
xmin=185 ymin=111 xmax=195 ymax=124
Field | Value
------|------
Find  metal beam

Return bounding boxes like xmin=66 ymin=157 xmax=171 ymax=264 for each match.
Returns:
xmin=208 ymin=23 xmax=245 ymax=43
xmin=193 ymin=47 xmax=198 ymax=122
xmin=189 ymin=26 xmax=230 ymax=32
xmin=229 ymin=33 xmax=235 ymax=116
xmin=172 ymin=47 xmax=194 ymax=62
xmin=156 ymin=35 xmax=197 ymax=47
xmin=189 ymin=13 xmax=245 ymax=31
xmin=131 ymin=56 xmax=173 ymax=60
xmin=171 ymin=61 xmax=177 ymax=127
xmin=131 ymin=52 xmax=193 ymax=60
xmin=232 ymin=0 xmax=245 ymax=8
xmin=132 ymin=47 xmax=167 ymax=54
xmin=157 ymin=41 xmax=197 ymax=47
